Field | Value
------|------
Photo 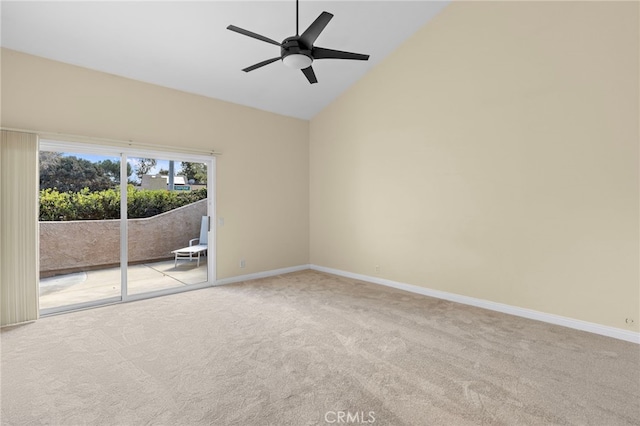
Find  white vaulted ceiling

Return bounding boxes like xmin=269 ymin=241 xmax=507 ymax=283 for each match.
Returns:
xmin=1 ymin=1 xmax=449 ymax=119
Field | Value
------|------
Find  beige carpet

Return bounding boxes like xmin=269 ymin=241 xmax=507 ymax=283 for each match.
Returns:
xmin=1 ymin=270 xmax=639 ymax=425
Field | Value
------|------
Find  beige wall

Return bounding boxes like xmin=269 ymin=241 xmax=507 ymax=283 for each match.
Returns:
xmin=310 ymin=2 xmax=639 ymax=331
xmin=1 ymin=48 xmax=310 ymax=280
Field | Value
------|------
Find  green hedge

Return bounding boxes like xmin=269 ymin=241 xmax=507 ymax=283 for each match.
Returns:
xmin=40 ymin=186 xmax=207 ymax=221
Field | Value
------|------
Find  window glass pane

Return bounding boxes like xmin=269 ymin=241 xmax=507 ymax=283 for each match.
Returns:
xmin=39 ymin=151 xmax=122 ymax=310
xmin=126 ymin=157 xmax=208 ymax=295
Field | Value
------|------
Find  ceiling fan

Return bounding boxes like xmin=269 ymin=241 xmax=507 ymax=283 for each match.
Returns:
xmin=227 ymin=0 xmax=370 ymax=84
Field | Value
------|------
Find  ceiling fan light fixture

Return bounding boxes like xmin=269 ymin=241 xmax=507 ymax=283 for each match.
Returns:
xmin=282 ymin=53 xmax=313 ymax=69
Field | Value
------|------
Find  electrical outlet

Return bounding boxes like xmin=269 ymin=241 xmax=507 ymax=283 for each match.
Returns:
xmin=375 ymin=265 xmax=380 ymax=274
xmin=240 ymin=259 xmax=245 ymax=269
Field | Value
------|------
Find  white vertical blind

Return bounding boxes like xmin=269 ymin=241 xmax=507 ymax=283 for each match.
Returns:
xmin=1 ymin=130 xmax=39 ymax=326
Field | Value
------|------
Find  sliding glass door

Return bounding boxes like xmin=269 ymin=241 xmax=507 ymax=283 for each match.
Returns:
xmin=126 ymin=155 xmax=209 ymax=296
xmin=39 ymin=140 xmax=215 ymax=315
xmin=39 ymin=148 xmax=123 ymax=311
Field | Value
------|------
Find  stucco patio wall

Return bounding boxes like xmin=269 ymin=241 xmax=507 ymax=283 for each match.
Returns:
xmin=40 ymin=199 xmax=207 ymax=277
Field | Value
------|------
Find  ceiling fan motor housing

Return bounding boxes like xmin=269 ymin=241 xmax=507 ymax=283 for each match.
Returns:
xmin=281 ymin=37 xmax=313 ymax=62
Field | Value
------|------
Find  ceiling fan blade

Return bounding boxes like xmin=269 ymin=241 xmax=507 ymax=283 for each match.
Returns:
xmin=227 ymin=25 xmax=282 ymax=46
xmin=242 ymin=57 xmax=282 ymax=72
xmin=299 ymin=12 xmax=333 ymax=47
xmin=312 ymin=47 xmax=370 ymax=61
xmin=301 ymin=66 xmax=318 ymax=84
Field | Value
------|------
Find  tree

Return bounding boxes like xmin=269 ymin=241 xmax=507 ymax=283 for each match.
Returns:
xmin=96 ymin=159 xmax=133 ymax=184
xmin=39 ymin=154 xmax=113 ymax=192
xmin=158 ymin=169 xmax=169 ymax=176
xmin=40 ymin=151 xmax=62 ymax=174
xmin=133 ymin=158 xmax=157 ymax=182
xmin=181 ymin=161 xmax=207 ymax=184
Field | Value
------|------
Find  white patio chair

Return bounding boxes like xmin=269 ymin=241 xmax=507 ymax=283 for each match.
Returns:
xmin=171 ymin=216 xmax=208 ymax=267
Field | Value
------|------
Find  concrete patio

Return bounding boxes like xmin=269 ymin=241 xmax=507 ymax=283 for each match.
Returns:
xmin=39 ymin=259 xmax=208 ymax=310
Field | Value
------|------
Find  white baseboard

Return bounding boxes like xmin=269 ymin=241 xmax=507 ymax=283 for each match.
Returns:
xmin=215 ymin=264 xmax=311 ymax=286
xmin=309 ymin=265 xmax=640 ymax=344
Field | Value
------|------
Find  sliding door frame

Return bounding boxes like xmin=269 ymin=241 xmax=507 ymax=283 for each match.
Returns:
xmin=39 ymin=139 xmax=216 ymax=315
xmin=120 ymin=148 xmax=216 ymax=303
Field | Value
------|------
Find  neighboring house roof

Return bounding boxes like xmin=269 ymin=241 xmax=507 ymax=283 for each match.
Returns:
xmin=141 ymin=174 xmax=188 ymax=188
